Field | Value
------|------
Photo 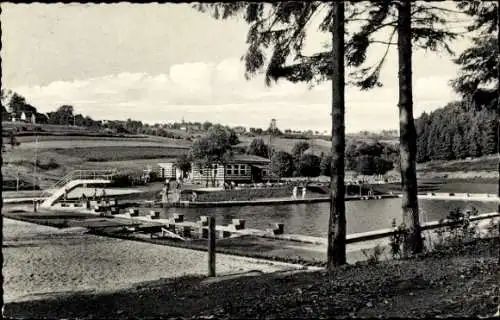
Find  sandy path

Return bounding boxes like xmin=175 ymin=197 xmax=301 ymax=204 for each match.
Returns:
xmin=2 ymin=218 xmax=300 ymax=303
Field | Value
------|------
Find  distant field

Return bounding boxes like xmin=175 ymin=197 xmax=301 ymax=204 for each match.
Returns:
xmin=2 ymin=122 xmax=90 ymax=132
xmin=239 ymin=136 xmax=331 ymax=154
xmin=238 ymin=135 xmax=396 ymax=155
xmin=2 ymin=123 xmax=193 ymax=146
xmin=16 ymin=139 xmax=190 ymax=150
xmin=48 ymin=146 xmax=188 ymax=162
xmin=11 ymin=135 xmax=146 ymax=143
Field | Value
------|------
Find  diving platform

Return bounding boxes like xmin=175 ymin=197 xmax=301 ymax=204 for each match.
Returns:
xmin=39 ymin=169 xmax=117 ymax=208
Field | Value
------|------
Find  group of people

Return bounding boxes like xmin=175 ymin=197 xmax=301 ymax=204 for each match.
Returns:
xmin=64 ymin=187 xmax=106 ymax=202
xmin=292 ymin=186 xmax=307 ymax=199
xmin=162 ymin=178 xmax=183 ymax=203
xmin=222 ymin=181 xmax=237 ymax=190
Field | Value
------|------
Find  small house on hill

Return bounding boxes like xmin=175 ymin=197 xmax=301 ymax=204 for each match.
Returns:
xmin=157 ymin=154 xmax=271 ymax=186
xmin=10 ymin=111 xmax=38 ymax=124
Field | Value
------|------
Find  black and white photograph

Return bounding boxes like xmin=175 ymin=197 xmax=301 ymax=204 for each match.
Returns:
xmin=1 ymin=1 xmax=499 ymax=318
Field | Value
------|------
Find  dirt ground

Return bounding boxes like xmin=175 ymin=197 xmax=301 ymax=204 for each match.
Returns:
xmin=4 ymin=237 xmax=500 ymax=318
xmin=2 ymin=218 xmax=302 ymax=304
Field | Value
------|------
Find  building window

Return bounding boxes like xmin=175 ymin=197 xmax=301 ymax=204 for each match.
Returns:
xmin=239 ymin=165 xmax=246 ymax=175
xmin=227 ymin=166 xmax=232 ymax=175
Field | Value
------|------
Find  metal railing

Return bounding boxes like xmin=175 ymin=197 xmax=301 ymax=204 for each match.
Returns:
xmin=41 ymin=169 xmax=117 ymax=197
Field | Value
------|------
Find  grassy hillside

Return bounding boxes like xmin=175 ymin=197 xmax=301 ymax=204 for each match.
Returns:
xmin=2 ymin=122 xmax=91 ymax=133
xmin=2 ymin=128 xmax=497 ymax=191
xmin=2 ymin=134 xmax=191 ymax=189
xmin=15 ymin=138 xmax=190 ymax=149
xmin=239 ymin=135 xmax=333 ymax=155
xmin=239 ymin=135 xmax=398 ymax=155
xmin=415 ymin=155 xmax=499 ymax=182
xmin=417 ymin=155 xmax=499 ymax=172
xmin=50 ymin=146 xmax=188 ymax=162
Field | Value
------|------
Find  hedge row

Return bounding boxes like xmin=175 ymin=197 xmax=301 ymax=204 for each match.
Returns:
xmin=180 ymin=186 xmax=297 ymax=202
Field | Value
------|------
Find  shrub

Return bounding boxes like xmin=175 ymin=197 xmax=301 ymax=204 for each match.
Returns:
xmin=361 ymin=244 xmax=384 ymax=265
xmin=35 ymin=158 xmax=60 ymax=170
xmin=179 ymin=186 xmax=295 ymax=202
xmin=297 ymin=154 xmax=321 ymax=177
xmin=109 ymin=174 xmax=133 ymax=187
xmin=389 ymin=219 xmax=409 ymax=259
xmin=271 ymin=151 xmax=294 ymax=180
xmin=390 ymin=206 xmax=487 ymax=259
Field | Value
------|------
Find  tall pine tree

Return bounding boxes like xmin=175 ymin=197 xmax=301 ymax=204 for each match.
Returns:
xmin=467 ymin=126 xmax=483 ymax=158
xmin=452 ymin=131 xmax=467 ymax=159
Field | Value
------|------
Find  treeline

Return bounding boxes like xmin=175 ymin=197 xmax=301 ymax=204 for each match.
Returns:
xmin=415 ymin=102 xmax=498 ymax=163
xmin=246 ymin=138 xmax=398 ymax=178
xmin=1 ymin=91 xmax=48 ymax=124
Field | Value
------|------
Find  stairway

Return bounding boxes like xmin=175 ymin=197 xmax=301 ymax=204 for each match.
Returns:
xmin=40 ymin=169 xmax=117 ymax=208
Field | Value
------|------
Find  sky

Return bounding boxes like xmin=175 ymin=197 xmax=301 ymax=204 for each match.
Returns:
xmin=1 ymin=2 xmax=472 ymax=133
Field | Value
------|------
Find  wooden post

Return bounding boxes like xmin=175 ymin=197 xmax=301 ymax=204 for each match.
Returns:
xmin=208 ymin=216 xmax=216 ymax=277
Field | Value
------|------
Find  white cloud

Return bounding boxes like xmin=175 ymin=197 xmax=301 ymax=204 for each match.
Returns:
xmin=13 ymin=57 xmax=458 ymax=133
xmin=169 ymin=62 xmax=214 ymax=94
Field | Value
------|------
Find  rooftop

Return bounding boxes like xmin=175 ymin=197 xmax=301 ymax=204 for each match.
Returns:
xmin=158 ymin=154 xmax=270 ymax=165
xmin=229 ymin=153 xmax=270 ymax=164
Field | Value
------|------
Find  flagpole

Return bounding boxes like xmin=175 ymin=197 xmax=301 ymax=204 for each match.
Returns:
xmin=33 ymin=134 xmax=38 ymax=211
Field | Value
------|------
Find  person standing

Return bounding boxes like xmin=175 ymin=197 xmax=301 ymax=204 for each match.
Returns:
xmin=302 ymin=187 xmax=307 ymax=199
xmin=292 ymin=186 xmax=298 ymax=199
xmin=161 ymin=185 xmax=168 ymax=203
xmin=175 ymin=180 xmax=182 ymax=203
xmin=165 ymin=181 xmax=170 ymax=203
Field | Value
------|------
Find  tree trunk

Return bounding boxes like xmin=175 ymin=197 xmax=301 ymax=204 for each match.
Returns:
xmin=496 ymin=0 xmax=499 ymax=265
xmin=327 ymin=1 xmax=347 ymax=269
xmin=397 ymin=0 xmax=423 ymax=255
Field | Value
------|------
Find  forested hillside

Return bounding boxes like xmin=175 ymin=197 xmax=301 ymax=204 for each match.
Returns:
xmin=415 ymin=102 xmax=498 ymax=163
